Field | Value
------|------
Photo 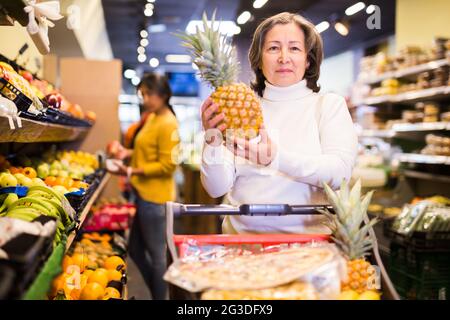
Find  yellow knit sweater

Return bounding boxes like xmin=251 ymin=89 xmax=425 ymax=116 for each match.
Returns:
xmin=131 ymin=110 xmax=180 ymax=204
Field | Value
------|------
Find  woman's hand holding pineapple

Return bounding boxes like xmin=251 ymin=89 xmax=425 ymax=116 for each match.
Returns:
xmin=201 ymin=98 xmax=277 ymax=166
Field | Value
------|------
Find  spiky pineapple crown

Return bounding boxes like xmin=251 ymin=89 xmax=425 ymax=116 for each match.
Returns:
xmin=318 ymin=179 xmax=378 ymax=260
xmin=176 ymin=11 xmax=240 ymax=88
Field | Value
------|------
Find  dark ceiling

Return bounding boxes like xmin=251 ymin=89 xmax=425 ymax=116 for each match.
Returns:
xmin=102 ymin=0 xmax=395 ymax=74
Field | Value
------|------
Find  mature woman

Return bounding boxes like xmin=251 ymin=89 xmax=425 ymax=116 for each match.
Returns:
xmin=108 ymin=73 xmax=179 ymax=299
xmin=200 ymin=12 xmax=357 ymax=234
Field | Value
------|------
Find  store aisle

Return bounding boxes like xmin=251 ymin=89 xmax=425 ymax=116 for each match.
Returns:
xmin=126 ymin=256 xmax=152 ymax=300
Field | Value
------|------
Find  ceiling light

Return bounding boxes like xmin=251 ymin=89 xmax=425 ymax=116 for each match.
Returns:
xmin=145 ymin=3 xmax=154 ymax=10
xmin=237 ymin=11 xmax=251 ymax=25
xmin=131 ymin=76 xmax=140 ymax=86
xmin=186 ymin=20 xmax=240 ymax=36
xmin=137 ymin=46 xmax=146 ymax=54
xmin=334 ymin=20 xmax=350 ymax=36
xmin=137 ymin=54 xmax=147 ymax=63
xmin=149 ymin=57 xmax=159 ymax=68
xmin=366 ymin=4 xmax=375 ymax=14
xmin=124 ymin=69 xmax=136 ymax=79
xmin=149 ymin=24 xmax=166 ymax=33
xmin=147 ymin=0 xmax=155 ymax=2
xmin=253 ymin=0 xmax=268 ymax=9
xmin=140 ymin=30 xmax=148 ymax=38
xmin=315 ymin=21 xmax=330 ymax=33
xmin=165 ymin=54 xmax=191 ymax=63
xmin=140 ymin=38 xmax=149 ymax=47
xmin=144 ymin=9 xmax=153 ymax=17
xmin=345 ymin=2 xmax=366 ymax=16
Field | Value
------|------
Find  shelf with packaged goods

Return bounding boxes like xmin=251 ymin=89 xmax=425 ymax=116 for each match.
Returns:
xmin=358 ymin=59 xmax=449 ymax=85
xmin=396 ymin=153 xmax=450 ymax=165
xmin=358 ymin=122 xmax=450 ymax=139
xmin=361 ymin=85 xmax=450 ymax=106
xmin=403 ymin=169 xmax=450 ymax=183
xmin=0 ymin=115 xmax=91 ymax=143
xmin=65 ymin=173 xmax=111 ymax=252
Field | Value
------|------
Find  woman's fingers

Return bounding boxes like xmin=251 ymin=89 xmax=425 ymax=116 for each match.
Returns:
xmin=201 ymin=97 xmax=212 ymax=113
xmin=202 ymin=104 xmax=219 ymax=128
xmin=208 ymin=113 xmax=225 ymax=129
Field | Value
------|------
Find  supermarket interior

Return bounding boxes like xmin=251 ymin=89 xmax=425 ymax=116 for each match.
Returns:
xmin=0 ymin=0 xmax=449 ymax=302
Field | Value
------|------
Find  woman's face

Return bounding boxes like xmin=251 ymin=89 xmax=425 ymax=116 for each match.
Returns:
xmin=139 ymin=86 xmax=165 ymax=113
xmin=261 ymin=22 xmax=309 ymax=87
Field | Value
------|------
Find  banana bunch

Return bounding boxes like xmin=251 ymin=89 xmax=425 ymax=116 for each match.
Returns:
xmin=4 ymin=186 xmax=74 ymax=246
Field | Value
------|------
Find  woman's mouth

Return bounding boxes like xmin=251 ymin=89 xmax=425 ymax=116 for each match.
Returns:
xmin=276 ymin=69 xmax=293 ymax=73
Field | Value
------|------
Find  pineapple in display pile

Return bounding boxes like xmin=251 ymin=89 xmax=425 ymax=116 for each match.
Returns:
xmin=177 ymin=12 xmax=263 ymax=139
xmin=319 ymin=179 xmax=379 ymax=294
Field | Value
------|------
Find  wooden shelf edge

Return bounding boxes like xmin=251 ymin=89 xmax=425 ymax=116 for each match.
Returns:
xmin=0 ymin=115 xmax=91 ymax=143
xmin=65 ymin=173 xmax=111 ymax=252
xmin=361 ymin=86 xmax=450 ymax=106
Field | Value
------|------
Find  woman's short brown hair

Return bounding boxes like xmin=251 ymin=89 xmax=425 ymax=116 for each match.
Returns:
xmin=249 ymin=12 xmax=324 ymax=96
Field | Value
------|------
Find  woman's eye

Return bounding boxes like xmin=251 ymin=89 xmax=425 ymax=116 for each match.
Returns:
xmin=290 ymin=47 xmax=301 ymax=51
xmin=268 ymin=46 xmax=279 ymax=51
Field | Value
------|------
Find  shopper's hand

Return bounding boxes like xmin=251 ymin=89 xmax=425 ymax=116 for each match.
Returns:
xmin=226 ymin=125 xmax=277 ymax=166
xmin=106 ymin=140 xmax=131 ymax=160
xmin=201 ymin=97 xmax=227 ymax=146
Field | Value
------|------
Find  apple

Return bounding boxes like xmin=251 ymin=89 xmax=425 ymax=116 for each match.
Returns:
xmin=3 ymin=193 xmax=19 ymax=208
xmin=45 ymin=93 xmax=62 ymax=109
xmin=31 ymin=178 xmax=47 ymax=187
xmin=58 ymin=170 xmax=69 ymax=178
xmin=17 ymin=176 xmax=33 ymax=187
xmin=19 ymin=70 xmax=33 ymax=82
xmin=49 ymin=169 xmax=59 ymax=177
xmin=37 ymin=163 xmax=50 ymax=179
xmin=50 ymin=161 xmax=62 ymax=171
xmin=52 ymin=185 xmax=69 ymax=196
xmin=0 ymin=174 xmax=18 ymax=188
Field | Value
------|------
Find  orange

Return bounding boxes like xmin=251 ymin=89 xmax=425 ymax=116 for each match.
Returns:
xmin=54 ymin=176 xmax=67 ymax=187
xmin=87 ymin=269 xmax=109 ymax=288
xmin=9 ymin=167 xmax=22 ymax=174
xmin=100 ymin=241 xmax=112 ymax=250
xmin=79 ymin=282 xmax=104 ymax=300
xmin=22 ymin=167 xmax=37 ymax=179
xmin=103 ymin=287 xmax=121 ymax=300
xmin=71 ymin=253 xmax=89 ymax=273
xmin=50 ymin=274 xmax=66 ymax=298
xmin=61 ymin=255 xmax=73 ymax=273
xmin=45 ymin=176 xmax=57 ymax=187
xmin=83 ymin=269 xmax=94 ymax=278
xmin=64 ymin=178 xmax=74 ymax=189
xmin=80 ymin=238 xmax=95 ymax=247
xmin=104 ymin=256 xmax=126 ymax=271
xmin=107 ymin=269 xmax=123 ymax=282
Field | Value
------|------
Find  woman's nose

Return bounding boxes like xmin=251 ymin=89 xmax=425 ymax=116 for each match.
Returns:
xmin=278 ymin=48 xmax=289 ymax=64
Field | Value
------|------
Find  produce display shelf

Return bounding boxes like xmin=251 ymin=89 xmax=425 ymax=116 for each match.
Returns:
xmin=397 ymin=153 xmax=450 ymax=165
xmin=0 ymin=115 xmax=90 ymax=143
xmin=65 ymin=173 xmax=111 ymax=252
xmin=362 ymin=86 xmax=450 ymax=106
xmin=403 ymin=170 xmax=450 ymax=184
xmin=358 ymin=59 xmax=449 ymax=85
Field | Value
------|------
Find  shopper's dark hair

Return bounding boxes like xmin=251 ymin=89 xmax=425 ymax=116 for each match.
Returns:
xmin=137 ymin=73 xmax=176 ymax=115
xmin=249 ymin=12 xmax=324 ymax=96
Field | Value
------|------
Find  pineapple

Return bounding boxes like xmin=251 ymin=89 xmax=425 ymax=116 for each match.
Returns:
xmin=319 ymin=179 xmax=379 ymax=294
xmin=177 ymin=12 xmax=263 ymax=139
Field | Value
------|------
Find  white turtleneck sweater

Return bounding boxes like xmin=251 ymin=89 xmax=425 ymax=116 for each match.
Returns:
xmin=200 ymin=79 xmax=358 ymax=234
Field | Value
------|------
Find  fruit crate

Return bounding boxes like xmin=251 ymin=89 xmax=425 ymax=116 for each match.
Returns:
xmin=84 ymin=204 xmax=135 ymax=232
xmin=386 ymin=228 xmax=450 ymax=251
xmin=0 ymin=233 xmax=54 ymax=299
xmin=389 ymin=240 xmax=450 ymax=300
xmin=0 ymin=263 xmax=15 ymax=300
xmin=0 ymin=186 xmax=28 ymax=197
xmin=165 ymin=202 xmax=400 ymax=300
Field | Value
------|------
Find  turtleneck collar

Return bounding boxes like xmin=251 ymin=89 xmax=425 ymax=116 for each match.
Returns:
xmin=262 ymin=79 xmax=313 ymax=102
